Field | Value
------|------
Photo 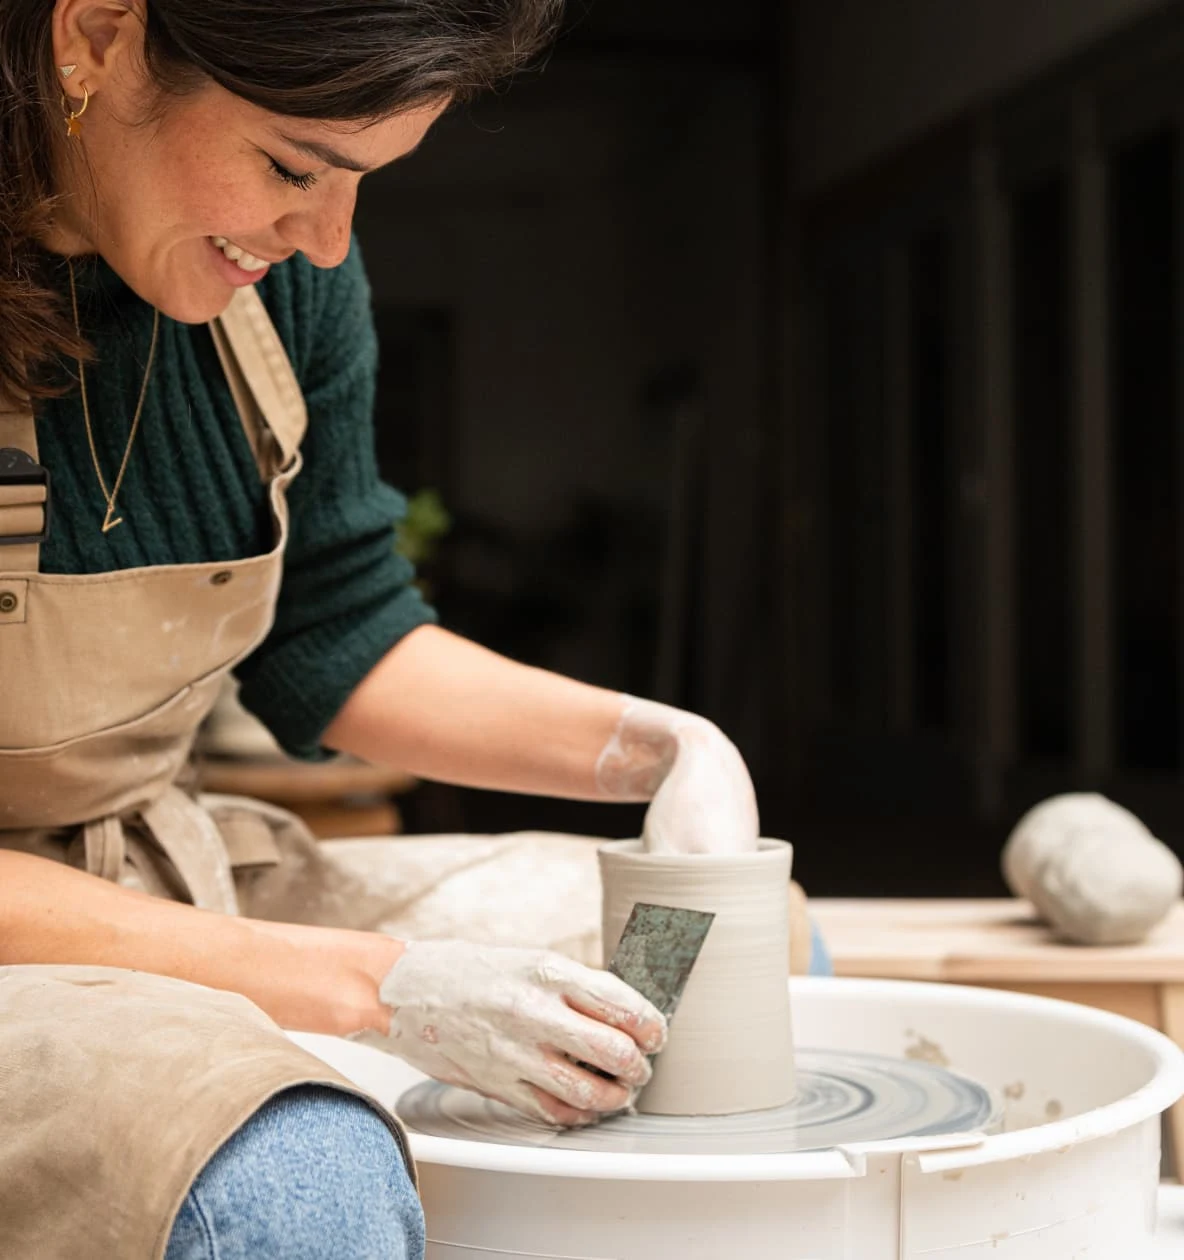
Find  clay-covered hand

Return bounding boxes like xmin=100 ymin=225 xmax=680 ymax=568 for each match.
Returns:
xmin=596 ymin=696 xmax=759 ymax=854
xmin=374 ymin=940 xmax=667 ymax=1126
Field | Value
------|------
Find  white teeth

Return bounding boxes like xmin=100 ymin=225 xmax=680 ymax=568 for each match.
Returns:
xmin=210 ymin=236 xmax=269 ymax=272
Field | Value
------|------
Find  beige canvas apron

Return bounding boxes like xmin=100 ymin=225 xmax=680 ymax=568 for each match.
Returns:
xmin=0 ymin=287 xmax=415 ymax=1260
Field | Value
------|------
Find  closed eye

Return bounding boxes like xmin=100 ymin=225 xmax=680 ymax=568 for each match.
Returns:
xmin=268 ymin=157 xmax=318 ymax=192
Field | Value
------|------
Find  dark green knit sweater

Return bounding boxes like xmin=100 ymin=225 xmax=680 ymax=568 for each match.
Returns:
xmin=32 ymin=238 xmax=437 ymax=760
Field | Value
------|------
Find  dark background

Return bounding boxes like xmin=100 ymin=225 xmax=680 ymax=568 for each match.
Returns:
xmin=352 ymin=0 xmax=1184 ymax=898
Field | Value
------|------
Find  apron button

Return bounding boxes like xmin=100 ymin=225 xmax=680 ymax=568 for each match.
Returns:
xmin=0 ymin=590 xmax=18 ymax=614
xmin=211 ymin=570 xmax=233 ymax=587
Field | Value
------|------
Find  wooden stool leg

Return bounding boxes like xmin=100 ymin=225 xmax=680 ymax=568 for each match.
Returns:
xmin=1160 ymin=984 xmax=1184 ymax=1179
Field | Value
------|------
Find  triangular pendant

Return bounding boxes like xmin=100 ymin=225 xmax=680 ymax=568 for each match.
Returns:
xmin=101 ymin=505 xmax=123 ymax=534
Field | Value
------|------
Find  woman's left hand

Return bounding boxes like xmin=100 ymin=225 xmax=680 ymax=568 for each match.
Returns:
xmin=596 ymin=698 xmax=760 ymax=855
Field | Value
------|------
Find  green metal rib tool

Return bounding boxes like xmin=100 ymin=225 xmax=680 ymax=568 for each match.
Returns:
xmin=580 ymin=902 xmax=715 ymax=1083
xmin=607 ymin=902 xmax=715 ymax=1021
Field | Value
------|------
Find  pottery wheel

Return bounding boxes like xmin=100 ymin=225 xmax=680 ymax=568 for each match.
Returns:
xmin=396 ymin=1048 xmax=999 ymax=1155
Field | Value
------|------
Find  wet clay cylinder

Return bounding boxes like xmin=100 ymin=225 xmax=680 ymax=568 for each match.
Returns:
xmin=598 ymin=839 xmax=796 ymax=1115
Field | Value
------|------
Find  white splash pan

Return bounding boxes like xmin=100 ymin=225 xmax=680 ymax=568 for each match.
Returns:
xmin=290 ymin=978 xmax=1184 ymax=1258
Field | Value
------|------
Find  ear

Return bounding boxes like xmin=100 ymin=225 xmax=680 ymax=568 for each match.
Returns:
xmin=52 ymin=0 xmax=145 ymax=94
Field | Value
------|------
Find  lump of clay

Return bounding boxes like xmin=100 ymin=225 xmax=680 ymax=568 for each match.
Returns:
xmin=1002 ymin=793 xmax=1183 ymax=945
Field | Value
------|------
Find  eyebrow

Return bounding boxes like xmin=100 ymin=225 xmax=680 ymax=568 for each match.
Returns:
xmin=275 ymin=133 xmax=374 ymax=174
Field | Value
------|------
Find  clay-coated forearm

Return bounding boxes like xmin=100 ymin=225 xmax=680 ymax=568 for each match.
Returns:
xmin=0 ymin=850 xmax=400 ymax=1036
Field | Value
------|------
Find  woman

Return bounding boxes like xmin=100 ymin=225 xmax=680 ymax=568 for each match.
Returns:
xmin=0 ymin=2 xmax=822 ymax=1257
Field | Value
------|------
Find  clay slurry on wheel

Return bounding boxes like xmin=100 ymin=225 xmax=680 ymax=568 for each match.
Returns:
xmin=397 ymin=1048 xmax=1000 ymax=1155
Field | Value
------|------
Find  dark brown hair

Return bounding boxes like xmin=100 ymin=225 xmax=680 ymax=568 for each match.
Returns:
xmin=0 ymin=0 xmax=562 ymax=408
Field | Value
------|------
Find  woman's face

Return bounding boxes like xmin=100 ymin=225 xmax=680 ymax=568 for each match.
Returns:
xmin=51 ymin=1 xmax=446 ymax=323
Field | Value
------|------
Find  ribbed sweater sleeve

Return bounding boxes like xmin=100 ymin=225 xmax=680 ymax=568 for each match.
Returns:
xmin=233 ymin=239 xmax=438 ymax=759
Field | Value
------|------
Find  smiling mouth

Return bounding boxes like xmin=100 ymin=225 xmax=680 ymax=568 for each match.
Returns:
xmin=209 ymin=235 xmax=273 ymax=272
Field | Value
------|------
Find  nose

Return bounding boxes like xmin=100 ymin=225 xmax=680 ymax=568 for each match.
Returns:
xmin=278 ymin=183 xmax=358 ymax=269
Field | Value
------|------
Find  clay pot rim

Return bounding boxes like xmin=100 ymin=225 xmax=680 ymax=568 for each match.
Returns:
xmin=598 ymin=838 xmax=792 ymax=867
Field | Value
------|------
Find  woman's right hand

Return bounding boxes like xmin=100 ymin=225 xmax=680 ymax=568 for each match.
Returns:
xmin=375 ymin=939 xmax=667 ymax=1126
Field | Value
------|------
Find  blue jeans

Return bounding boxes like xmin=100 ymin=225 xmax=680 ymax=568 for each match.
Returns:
xmin=165 ymin=1086 xmax=424 ymax=1260
xmin=808 ymin=917 xmax=833 ymax=976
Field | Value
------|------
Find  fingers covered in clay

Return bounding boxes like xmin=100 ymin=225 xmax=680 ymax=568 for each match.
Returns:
xmin=536 ymin=1049 xmax=637 ymax=1113
xmin=467 ymin=1074 xmax=597 ymax=1128
xmin=533 ymin=957 xmax=661 ymax=1083
xmin=551 ymin=1016 xmax=655 ymax=1088
xmin=551 ymin=960 xmax=667 ymax=1055
xmin=476 ymin=1040 xmax=634 ymax=1124
xmin=520 ymin=1083 xmax=598 ymax=1128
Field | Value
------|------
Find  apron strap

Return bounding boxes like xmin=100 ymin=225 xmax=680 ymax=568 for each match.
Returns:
xmin=0 ymin=402 xmax=47 ymax=575
xmin=68 ymin=790 xmax=240 ymax=915
xmin=138 ymin=786 xmax=241 ymax=915
xmin=82 ymin=815 xmax=127 ymax=883
xmin=209 ymin=288 xmax=308 ymax=478
xmin=208 ymin=318 xmax=273 ymax=479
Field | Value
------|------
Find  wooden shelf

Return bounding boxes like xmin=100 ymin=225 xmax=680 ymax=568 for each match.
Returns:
xmin=812 ymin=898 xmax=1184 ymax=983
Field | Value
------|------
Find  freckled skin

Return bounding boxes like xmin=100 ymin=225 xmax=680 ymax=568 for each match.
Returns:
xmin=48 ymin=5 xmax=445 ymax=323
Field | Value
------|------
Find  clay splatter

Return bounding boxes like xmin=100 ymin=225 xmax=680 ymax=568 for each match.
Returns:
xmin=904 ymin=1031 xmax=951 ymax=1068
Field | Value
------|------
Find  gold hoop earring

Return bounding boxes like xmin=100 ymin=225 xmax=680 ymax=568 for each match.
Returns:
xmin=62 ymin=83 xmax=90 ymax=139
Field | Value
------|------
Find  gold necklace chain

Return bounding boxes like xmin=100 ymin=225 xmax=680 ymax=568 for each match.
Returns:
xmin=66 ymin=258 xmax=161 ymax=534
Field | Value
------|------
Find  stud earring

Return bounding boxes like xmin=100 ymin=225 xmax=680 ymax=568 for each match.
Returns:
xmin=61 ymin=82 xmax=89 ymax=139
xmin=59 ymin=65 xmax=78 ymax=79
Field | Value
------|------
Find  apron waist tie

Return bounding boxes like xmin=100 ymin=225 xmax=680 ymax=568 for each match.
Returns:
xmin=140 ymin=787 xmax=240 ymax=915
xmin=71 ymin=787 xmax=241 ymax=916
xmin=81 ymin=815 xmax=125 ymax=884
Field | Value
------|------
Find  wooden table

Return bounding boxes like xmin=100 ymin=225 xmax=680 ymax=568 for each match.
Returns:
xmin=811 ymin=898 xmax=1184 ymax=1169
